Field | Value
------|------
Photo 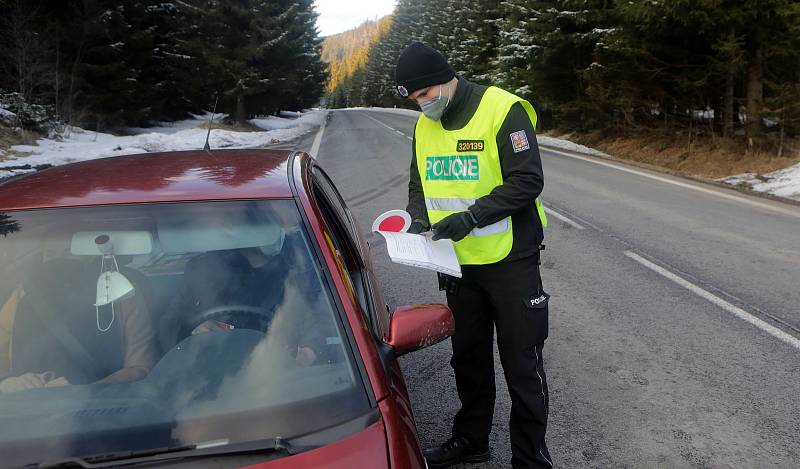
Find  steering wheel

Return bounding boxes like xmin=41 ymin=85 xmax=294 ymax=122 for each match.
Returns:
xmin=190 ymin=304 xmax=274 ymax=333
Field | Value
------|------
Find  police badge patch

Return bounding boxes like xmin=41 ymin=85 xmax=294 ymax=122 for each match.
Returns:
xmin=509 ymin=130 xmax=530 ymax=153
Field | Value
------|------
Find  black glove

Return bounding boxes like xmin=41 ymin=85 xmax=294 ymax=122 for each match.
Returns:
xmin=407 ymin=219 xmax=430 ymax=234
xmin=431 ymin=211 xmax=478 ymax=242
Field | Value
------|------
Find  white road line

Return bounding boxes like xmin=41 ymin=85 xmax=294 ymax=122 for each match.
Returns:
xmin=362 ymin=112 xmax=414 ymax=142
xmin=544 ymin=207 xmax=584 ymax=229
xmin=363 ymin=112 xmax=404 ymax=134
xmin=624 ymin=250 xmax=800 ymax=351
xmin=542 ymin=147 xmax=800 ymax=220
xmin=309 ymin=111 xmax=328 ymax=157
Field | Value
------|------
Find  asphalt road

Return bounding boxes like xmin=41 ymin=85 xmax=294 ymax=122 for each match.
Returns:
xmin=284 ymin=109 xmax=800 ymax=468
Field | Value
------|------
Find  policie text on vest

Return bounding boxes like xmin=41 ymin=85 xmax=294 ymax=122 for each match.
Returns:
xmin=425 ymin=155 xmax=479 ymax=181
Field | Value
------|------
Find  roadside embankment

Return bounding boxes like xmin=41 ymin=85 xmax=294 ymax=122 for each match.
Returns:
xmin=544 ymin=131 xmax=800 ymax=202
xmin=0 ymin=111 xmax=324 ymax=180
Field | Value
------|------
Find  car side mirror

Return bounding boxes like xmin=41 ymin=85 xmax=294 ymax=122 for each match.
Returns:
xmin=386 ymin=304 xmax=454 ymax=356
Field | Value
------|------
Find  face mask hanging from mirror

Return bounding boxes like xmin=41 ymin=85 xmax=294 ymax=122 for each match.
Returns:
xmin=93 ymin=235 xmax=135 ymax=332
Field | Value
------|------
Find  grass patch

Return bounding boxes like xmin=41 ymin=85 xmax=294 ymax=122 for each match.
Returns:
xmin=0 ymin=123 xmax=42 ymax=162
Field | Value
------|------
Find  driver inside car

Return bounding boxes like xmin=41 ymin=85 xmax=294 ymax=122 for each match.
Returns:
xmin=160 ymin=231 xmax=332 ymax=368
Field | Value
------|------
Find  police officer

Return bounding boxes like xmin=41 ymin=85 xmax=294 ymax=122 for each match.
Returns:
xmin=395 ymin=42 xmax=552 ymax=469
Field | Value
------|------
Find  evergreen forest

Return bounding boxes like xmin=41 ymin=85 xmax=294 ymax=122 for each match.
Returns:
xmin=329 ymin=0 xmax=800 ymax=155
xmin=323 ymin=16 xmax=392 ymax=109
xmin=0 ymin=0 xmax=327 ymax=130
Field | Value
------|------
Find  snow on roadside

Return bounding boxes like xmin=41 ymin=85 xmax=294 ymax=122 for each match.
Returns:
xmin=721 ymin=163 xmax=800 ymax=201
xmin=1 ymin=110 xmax=324 ymax=178
xmin=250 ymin=110 xmax=323 ymax=131
xmin=126 ymin=111 xmax=224 ymax=135
xmin=537 ymin=135 xmax=607 ymax=157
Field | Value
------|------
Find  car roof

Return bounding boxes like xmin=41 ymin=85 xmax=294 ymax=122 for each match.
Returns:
xmin=0 ymin=149 xmax=297 ymax=211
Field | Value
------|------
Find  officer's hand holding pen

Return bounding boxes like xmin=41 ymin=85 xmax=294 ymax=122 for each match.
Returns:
xmin=431 ymin=211 xmax=478 ymax=242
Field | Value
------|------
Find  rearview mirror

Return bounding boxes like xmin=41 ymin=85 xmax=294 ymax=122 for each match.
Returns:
xmin=386 ymin=304 xmax=454 ymax=356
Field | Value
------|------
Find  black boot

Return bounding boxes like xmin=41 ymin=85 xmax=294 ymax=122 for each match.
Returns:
xmin=423 ymin=435 xmax=490 ymax=468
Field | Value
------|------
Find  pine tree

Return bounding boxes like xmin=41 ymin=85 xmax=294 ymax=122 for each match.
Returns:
xmin=72 ymin=2 xmax=143 ymax=129
xmin=274 ymin=0 xmax=327 ymax=111
xmin=140 ymin=1 xmax=202 ymax=121
xmin=439 ymin=0 xmax=502 ymax=84
xmin=361 ymin=0 xmax=446 ymax=108
xmin=494 ymin=0 xmax=548 ymax=99
xmin=727 ymin=0 xmax=800 ymax=148
xmin=581 ymin=0 xmax=800 ymax=147
xmin=762 ymin=1 xmax=800 ymax=153
xmin=176 ymin=0 xmax=325 ymax=123
xmin=495 ymin=0 xmax=616 ymax=129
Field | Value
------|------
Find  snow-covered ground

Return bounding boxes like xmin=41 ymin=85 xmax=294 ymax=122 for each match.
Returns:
xmin=537 ymin=135 xmax=607 ymax=157
xmin=250 ymin=111 xmax=315 ymax=130
xmin=0 ymin=110 xmax=325 ymax=178
xmin=125 ymin=111 xmax=220 ymax=135
xmin=721 ymin=164 xmax=800 ymax=201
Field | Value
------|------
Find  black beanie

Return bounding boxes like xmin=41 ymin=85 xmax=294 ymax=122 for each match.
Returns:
xmin=395 ymin=42 xmax=455 ymax=97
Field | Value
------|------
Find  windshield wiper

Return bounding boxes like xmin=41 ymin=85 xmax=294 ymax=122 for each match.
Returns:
xmin=32 ymin=436 xmax=313 ymax=468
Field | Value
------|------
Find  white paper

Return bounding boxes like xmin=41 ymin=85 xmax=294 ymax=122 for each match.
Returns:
xmin=376 ymin=230 xmax=462 ymax=278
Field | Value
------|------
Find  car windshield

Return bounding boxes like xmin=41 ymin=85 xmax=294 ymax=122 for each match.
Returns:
xmin=0 ymin=200 xmax=370 ymax=466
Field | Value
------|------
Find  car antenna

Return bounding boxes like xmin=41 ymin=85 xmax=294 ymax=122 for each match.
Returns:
xmin=203 ymin=94 xmax=218 ymax=151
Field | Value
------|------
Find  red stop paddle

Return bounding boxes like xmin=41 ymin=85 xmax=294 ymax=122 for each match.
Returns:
xmin=378 ymin=215 xmax=407 ymax=232
xmin=372 ymin=210 xmax=412 ymax=233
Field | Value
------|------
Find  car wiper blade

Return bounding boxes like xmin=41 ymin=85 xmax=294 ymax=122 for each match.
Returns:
xmin=33 ymin=436 xmax=311 ymax=468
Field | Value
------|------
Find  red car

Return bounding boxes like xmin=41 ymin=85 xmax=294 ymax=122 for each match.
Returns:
xmin=0 ymin=149 xmax=453 ymax=468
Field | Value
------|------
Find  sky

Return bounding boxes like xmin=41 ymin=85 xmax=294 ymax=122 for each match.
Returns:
xmin=314 ymin=0 xmax=396 ymax=37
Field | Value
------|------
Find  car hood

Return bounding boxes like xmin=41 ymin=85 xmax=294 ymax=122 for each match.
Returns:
xmin=241 ymin=420 xmax=388 ymax=469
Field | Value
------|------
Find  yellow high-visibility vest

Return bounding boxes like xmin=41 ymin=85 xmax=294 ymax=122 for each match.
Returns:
xmin=415 ymin=86 xmax=547 ymax=265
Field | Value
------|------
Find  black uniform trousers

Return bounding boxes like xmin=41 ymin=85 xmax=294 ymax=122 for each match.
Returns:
xmin=444 ymin=254 xmax=552 ymax=469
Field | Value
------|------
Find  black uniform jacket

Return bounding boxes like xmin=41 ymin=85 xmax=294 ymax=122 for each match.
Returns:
xmin=407 ymin=77 xmax=545 ymax=263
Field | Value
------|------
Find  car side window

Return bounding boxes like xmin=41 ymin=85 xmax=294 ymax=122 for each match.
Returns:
xmin=311 ymin=169 xmax=362 ymax=248
xmin=311 ymin=169 xmax=375 ymax=330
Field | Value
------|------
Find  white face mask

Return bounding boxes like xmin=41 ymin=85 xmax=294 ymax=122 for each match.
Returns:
xmin=419 ymin=82 xmax=452 ymax=121
xmin=95 ymin=270 xmax=135 ymax=307
xmin=94 ymin=253 xmax=135 ymax=332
